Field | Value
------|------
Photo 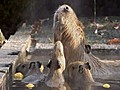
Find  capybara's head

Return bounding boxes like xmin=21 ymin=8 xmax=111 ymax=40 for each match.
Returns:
xmin=29 ymin=62 xmax=36 ymax=69
xmin=54 ymin=4 xmax=78 ymax=26
xmin=67 ymin=61 xmax=94 ymax=86
xmin=15 ymin=63 xmax=29 ymax=76
xmin=54 ymin=4 xmax=75 ymax=23
xmin=47 ymin=41 xmax=66 ymax=72
xmin=53 ymin=4 xmax=84 ymax=42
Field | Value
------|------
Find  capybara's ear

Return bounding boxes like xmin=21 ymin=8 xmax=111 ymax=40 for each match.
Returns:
xmin=85 ymin=44 xmax=91 ymax=54
xmin=84 ymin=62 xmax=91 ymax=70
xmin=79 ymin=65 xmax=83 ymax=73
xmin=36 ymin=61 xmax=42 ymax=68
xmin=29 ymin=62 xmax=35 ymax=69
xmin=21 ymin=64 xmax=25 ymax=68
xmin=47 ymin=60 xmax=52 ymax=68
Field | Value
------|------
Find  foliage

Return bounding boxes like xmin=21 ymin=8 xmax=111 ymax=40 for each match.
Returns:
xmin=0 ymin=0 xmax=34 ymax=39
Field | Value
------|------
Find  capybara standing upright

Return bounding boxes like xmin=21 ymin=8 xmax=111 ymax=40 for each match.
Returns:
xmin=53 ymin=4 xmax=120 ymax=78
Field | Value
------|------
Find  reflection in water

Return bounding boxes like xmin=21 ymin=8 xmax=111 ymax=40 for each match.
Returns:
xmin=11 ymin=81 xmax=120 ymax=90
xmin=12 ymin=62 xmax=120 ymax=90
xmin=12 ymin=55 xmax=120 ymax=90
xmin=12 ymin=56 xmax=120 ymax=90
xmin=70 ymin=84 xmax=92 ymax=90
xmin=12 ymin=61 xmax=120 ymax=90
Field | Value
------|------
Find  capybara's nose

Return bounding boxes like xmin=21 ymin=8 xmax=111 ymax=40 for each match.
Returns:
xmin=63 ymin=6 xmax=69 ymax=12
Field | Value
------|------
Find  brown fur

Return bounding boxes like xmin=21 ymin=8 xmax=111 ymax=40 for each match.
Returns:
xmin=15 ymin=63 xmax=29 ymax=77
xmin=45 ymin=41 xmax=66 ymax=88
xmin=53 ymin=4 xmax=120 ymax=78
xmin=66 ymin=61 xmax=94 ymax=87
xmin=66 ymin=61 xmax=103 ymax=90
xmin=21 ymin=62 xmax=44 ymax=84
xmin=53 ymin=4 xmax=86 ymax=65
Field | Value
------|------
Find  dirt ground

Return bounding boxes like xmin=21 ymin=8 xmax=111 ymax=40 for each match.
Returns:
xmin=81 ymin=16 xmax=120 ymax=44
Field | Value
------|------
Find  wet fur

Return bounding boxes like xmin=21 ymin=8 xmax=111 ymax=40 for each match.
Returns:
xmin=66 ymin=61 xmax=94 ymax=87
xmin=45 ymin=41 xmax=66 ymax=88
xmin=22 ymin=61 xmax=44 ymax=84
xmin=53 ymin=4 xmax=120 ymax=78
xmin=15 ymin=63 xmax=29 ymax=76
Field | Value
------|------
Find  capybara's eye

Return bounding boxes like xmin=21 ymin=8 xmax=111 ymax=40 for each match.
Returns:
xmin=37 ymin=61 xmax=42 ymax=67
xmin=65 ymin=6 xmax=69 ymax=10
xmin=29 ymin=62 xmax=35 ymax=69
xmin=72 ymin=66 xmax=75 ymax=70
xmin=21 ymin=64 xmax=25 ymax=68
xmin=79 ymin=65 xmax=83 ymax=73
xmin=79 ymin=65 xmax=82 ymax=69
xmin=64 ymin=6 xmax=69 ymax=12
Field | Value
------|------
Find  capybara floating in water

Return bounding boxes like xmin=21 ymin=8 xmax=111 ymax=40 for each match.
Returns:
xmin=66 ymin=61 xmax=103 ymax=89
xmin=22 ymin=61 xmax=45 ymax=84
xmin=45 ymin=41 xmax=66 ymax=90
